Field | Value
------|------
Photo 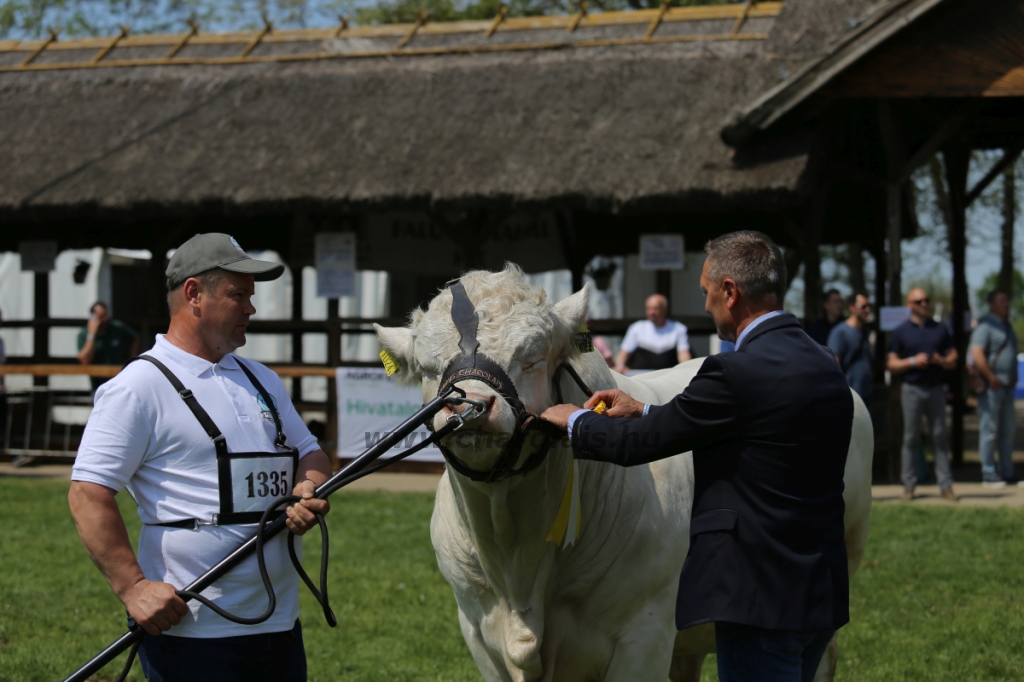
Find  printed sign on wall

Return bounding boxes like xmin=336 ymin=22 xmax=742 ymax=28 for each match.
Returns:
xmin=336 ymin=366 xmax=443 ymax=462
xmin=316 ymin=232 xmax=356 ymax=298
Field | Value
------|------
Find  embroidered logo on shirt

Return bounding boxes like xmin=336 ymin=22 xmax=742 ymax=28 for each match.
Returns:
xmin=256 ymin=392 xmax=279 ymax=421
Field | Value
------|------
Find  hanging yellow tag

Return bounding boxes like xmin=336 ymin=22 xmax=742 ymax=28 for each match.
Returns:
xmin=546 ymin=458 xmax=581 ymax=548
xmin=572 ymin=324 xmax=594 ymax=354
xmin=379 ymin=349 xmax=400 ymax=377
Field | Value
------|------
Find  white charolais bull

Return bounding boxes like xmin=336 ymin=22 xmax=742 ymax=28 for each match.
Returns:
xmin=375 ymin=266 xmax=872 ymax=682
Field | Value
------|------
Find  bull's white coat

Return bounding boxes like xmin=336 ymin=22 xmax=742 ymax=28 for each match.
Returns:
xmin=375 ymin=267 xmax=872 ymax=682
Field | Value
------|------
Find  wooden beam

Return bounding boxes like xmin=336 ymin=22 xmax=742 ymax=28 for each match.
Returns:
xmin=897 ymin=101 xmax=979 ymax=183
xmin=396 ymin=11 xmax=428 ymax=48
xmin=484 ymin=6 xmax=508 ymax=38
xmin=729 ymin=0 xmax=754 ymax=36
xmin=645 ymin=0 xmax=672 ymax=40
xmin=943 ymin=138 xmax=971 ymax=467
xmin=165 ymin=20 xmax=199 ymax=59
xmin=19 ymin=28 xmax=58 ymax=67
xmin=965 ymin=143 xmax=1024 ymax=207
xmin=239 ymin=17 xmax=272 ymax=58
xmin=567 ymin=2 xmax=588 ymax=33
xmin=90 ymin=25 xmax=130 ymax=64
xmin=0 ymin=2 xmax=782 ymax=52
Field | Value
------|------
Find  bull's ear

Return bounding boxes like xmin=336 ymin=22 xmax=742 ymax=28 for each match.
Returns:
xmin=553 ymin=282 xmax=590 ymax=331
xmin=373 ymin=325 xmax=417 ymax=384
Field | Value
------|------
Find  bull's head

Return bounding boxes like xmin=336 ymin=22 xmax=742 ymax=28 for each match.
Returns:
xmin=374 ymin=265 xmax=591 ymax=479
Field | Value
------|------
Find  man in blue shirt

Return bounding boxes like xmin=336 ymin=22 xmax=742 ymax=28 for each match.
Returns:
xmin=970 ymin=290 xmax=1020 ymax=487
xmin=828 ymin=292 xmax=872 ymax=408
xmin=806 ymin=288 xmax=844 ymax=346
xmin=887 ymin=288 xmax=958 ymax=502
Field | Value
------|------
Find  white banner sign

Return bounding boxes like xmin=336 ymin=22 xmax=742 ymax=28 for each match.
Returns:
xmin=336 ymin=366 xmax=444 ymax=462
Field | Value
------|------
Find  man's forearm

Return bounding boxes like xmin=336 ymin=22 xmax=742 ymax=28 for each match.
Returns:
xmin=78 ymin=341 xmax=96 ymax=365
xmin=68 ymin=481 xmax=146 ymax=603
xmin=297 ymin=449 xmax=332 ymax=488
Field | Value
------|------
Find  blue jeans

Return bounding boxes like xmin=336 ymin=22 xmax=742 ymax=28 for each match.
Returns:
xmin=715 ymin=622 xmax=835 ymax=682
xmin=138 ymin=619 xmax=306 ymax=682
xmin=978 ymin=386 xmax=1017 ymax=481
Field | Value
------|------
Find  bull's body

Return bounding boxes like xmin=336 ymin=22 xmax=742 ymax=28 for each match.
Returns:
xmin=377 ymin=270 xmax=872 ymax=682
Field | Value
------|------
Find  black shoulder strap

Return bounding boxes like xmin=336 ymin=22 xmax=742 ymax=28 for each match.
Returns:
xmin=234 ymin=357 xmax=288 ymax=449
xmin=129 ymin=355 xmax=228 ymax=459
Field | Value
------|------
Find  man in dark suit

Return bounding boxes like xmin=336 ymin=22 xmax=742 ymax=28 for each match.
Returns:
xmin=541 ymin=231 xmax=854 ymax=682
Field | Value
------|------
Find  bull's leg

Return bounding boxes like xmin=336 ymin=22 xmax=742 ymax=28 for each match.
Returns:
xmin=458 ymin=609 xmax=514 ymax=682
xmin=810 ymin=632 xmax=839 ymax=682
xmin=669 ymin=624 xmax=715 ymax=682
xmin=601 ymin=587 xmax=678 ymax=681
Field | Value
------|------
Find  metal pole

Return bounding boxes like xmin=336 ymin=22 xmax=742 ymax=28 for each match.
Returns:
xmin=63 ymin=392 xmax=455 ymax=682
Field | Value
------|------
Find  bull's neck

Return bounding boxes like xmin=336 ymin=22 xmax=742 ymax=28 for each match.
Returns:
xmin=447 ymin=445 xmax=572 ymax=602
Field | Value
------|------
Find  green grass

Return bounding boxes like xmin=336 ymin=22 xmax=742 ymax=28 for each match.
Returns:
xmin=0 ymin=478 xmax=1022 ymax=681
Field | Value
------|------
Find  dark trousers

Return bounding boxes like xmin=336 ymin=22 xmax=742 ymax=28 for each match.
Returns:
xmin=138 ymin=619 xmax=306 ymax=682
xmin=715 ymin=622 xmax=834 ymax=682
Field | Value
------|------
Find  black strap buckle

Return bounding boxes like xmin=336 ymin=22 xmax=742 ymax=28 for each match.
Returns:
xmin=179 ymin=388 xmax=194 ymax=400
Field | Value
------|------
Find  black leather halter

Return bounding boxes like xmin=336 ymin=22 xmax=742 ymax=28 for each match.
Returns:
xmin=433 ymin=279 xmax=593 ymax=483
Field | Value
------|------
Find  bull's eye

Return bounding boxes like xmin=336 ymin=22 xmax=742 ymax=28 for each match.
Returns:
xmin=521 ymin=358 xmax=547 ymax=372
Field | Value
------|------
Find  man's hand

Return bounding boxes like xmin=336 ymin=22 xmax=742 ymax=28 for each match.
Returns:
xmin=539 ymin=404 xmax=583 ymax=431
xmin=122 ymin=579 xmax=189 ymax=636
xmin=914 ymin=352 xmax=931 ymax=367
xmin=584 ymin=389 xmax=644 ymax=419
xmin=287 ymin=479 xmax=330 ymax=536
xmin=86 ymin=314 xmax=102 ymax=335
xmin=989 ymin=376 xmax=1006 ymax=390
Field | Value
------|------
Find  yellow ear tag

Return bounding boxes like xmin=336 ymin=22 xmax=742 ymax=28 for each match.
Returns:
xmin=572 ymin=324 xmax=594 ymax=354
xmin=379 ymin=349 xmax=400 ymax=377
xmin=592 ymin=401 xmax=607 ymax=414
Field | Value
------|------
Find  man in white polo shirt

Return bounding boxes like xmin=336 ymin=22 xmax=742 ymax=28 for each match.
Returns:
xmin=69 ymin=234 xmax=332 ymax=682
xmin=613 ymin=293 xmax=692 ymax=373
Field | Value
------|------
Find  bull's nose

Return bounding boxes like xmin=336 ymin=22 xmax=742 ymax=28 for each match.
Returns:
xmin=444 ymin=393 xmax=495 ymax=419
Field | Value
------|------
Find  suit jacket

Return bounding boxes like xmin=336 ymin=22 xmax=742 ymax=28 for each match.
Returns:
xmin=572 ymin=313 xmax=853 ymax=631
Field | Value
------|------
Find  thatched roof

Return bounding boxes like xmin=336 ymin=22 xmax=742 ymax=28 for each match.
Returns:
xmin=0 ymin=1 xmax=910 ymax=225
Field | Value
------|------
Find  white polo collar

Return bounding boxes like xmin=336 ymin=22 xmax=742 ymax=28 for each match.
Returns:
xmin=152 ymin=334 xmax=240 ymax=377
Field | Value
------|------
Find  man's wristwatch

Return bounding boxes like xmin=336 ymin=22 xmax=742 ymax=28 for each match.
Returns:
xmin=909 ymin=356 xmax=916 ymax=367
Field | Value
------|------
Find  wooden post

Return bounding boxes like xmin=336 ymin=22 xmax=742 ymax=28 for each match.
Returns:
xmin=33 ymin=272 xmax=49 ymax=380
xmin=291 ymin=266 xmax=304 ymax=404
xmin=656 ymin=271 xmax=672 ymax=314
xmin=944 ymin=140 xmax=971 ymax=468
xmin=878 ymin=100 xmax=906 ymax=484
xmin=847 ymin=241 xmax=866 ymax=296
xmin=800 ymin=178 xmax=829 ymax=326
xmin=999 ymin=163 xmax=1015 ymax=296
xmin=326 ymin=298 xmax=340 ymax=468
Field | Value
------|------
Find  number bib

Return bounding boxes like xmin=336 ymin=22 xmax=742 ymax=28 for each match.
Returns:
xmin=219 ymin=451 xmax=299 ymax=523
xmin=130 ymin=354 xmax=303 ymax=527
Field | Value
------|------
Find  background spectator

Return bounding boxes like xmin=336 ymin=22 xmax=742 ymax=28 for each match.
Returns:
xmin=77 ymin=301 xmax=139 ymax=391
xmin=887 ymin=288 xmax=959 ymax=503
xmin=806 ymin=288 xmax=844 ymax=345
xmin=970 ymin=289 xmax=1020 ymax=488
xmin=828 ymin=292 xmax=873 ymax=408
xmin=613 ymin=294 xmax=691 ymax=372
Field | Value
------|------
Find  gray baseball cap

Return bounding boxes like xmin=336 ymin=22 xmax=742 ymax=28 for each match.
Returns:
xmin=166 ymin=233 xmax=285 ymax=291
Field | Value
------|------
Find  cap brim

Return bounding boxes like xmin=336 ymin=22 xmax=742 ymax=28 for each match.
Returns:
xmin=220 ymin=258 xmax=286 ymax=282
